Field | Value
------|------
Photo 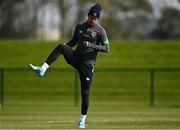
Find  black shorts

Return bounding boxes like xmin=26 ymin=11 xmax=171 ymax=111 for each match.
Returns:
xmin=62 ymin=45 xmax=93 ymax=69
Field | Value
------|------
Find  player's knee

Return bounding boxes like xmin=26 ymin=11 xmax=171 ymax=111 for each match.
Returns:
xmin=58 ymin=44 xmax=65 ymax=52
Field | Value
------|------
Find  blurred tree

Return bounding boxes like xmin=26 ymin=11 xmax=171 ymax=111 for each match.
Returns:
xmin=151 ymin=8 xmax=180 ymax=39
xmin=57 ymin=0 xmax=85 ymax=38
xmin=114 ymin=0 xmax=152 ymax=12
xmin=57 ymin=0 xmax=69 ymax=38
xmin=101 ymin=0 xmax=152 ymax=39
xmin=74 ymin=0 xmax=87 ymax=23
xmin=0 ymin=0 xmax=24 ymax=38
xmin=40 ymin=0 xmax=152 ymax=39
xmin=0 ymin=0 xmax=46 ymax=38
xmin=1 ymin=0 xmax=180 ymax=40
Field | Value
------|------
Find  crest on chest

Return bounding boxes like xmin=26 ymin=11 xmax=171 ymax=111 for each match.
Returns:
xmin=87 ymin=29 xmax=98 ymax=38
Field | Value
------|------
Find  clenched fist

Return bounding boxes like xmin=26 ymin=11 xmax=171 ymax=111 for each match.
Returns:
xmin=83 ymin=41 xmax=91 ymax=48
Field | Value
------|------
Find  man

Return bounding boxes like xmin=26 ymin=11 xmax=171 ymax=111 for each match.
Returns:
xmin=29 ymin=4 xmax=109 ymax=129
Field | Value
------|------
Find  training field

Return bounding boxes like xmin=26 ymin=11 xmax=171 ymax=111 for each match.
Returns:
xmin=0 ymin=40 xmax=180 ymax=129
xmin=1 ymin=101 xmax=180 ymax=129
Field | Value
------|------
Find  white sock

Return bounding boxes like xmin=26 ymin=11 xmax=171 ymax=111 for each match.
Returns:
xmin=41 ymin=62 xmax=49 ymax=72
xmin=80 ymin=114 xmax=87 ymax=123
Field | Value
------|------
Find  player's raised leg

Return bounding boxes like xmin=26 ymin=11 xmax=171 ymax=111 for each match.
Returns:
xmin=29 ymin=43 xmax=75 ymax=77
xmin=29 ymin=43 xmax=65 ymax=77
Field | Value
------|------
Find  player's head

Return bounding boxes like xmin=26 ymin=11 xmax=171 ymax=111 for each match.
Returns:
xmin=87 ymin=4 xmax=102 ymax=25
xmin=88 ymin=4 xmax=101 ymax=19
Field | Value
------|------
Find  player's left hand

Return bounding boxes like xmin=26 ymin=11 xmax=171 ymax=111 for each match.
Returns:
xmin=83 ymin=41 xmax=91 ymax=48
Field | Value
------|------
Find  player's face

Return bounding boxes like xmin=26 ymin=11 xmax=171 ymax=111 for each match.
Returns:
xmin=87 ymin=15 xmax=98 ymax=26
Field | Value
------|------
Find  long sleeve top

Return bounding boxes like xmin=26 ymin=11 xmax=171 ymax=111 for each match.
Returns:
xmin=66 ymin=22 xmax=109 ymax=66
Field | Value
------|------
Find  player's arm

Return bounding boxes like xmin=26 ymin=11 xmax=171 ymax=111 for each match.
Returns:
xmin=66 ymin=25 xmax=79 ymax=47
xmin=89 ymin=42 xmax=109 ymax=53
xmin=84 ymin=29 xmax=109 ymax=53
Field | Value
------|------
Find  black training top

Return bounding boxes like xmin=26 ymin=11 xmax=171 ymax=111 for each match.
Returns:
xmin=66 ymin=22 xmax=109 ymax=66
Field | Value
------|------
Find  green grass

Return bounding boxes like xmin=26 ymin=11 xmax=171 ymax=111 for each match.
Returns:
xmin=0 ymin=39 xmax=180 ymax=68
xmin=1 ymin=101 xmax=180 ymax=129
xmin=1 ymin=40 xmax=180 ymax=129
xmin=3 ymin=69 xmax=180 ymax=106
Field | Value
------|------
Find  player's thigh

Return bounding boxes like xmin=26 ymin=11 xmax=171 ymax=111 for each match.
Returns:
xmin=61 ymin=44 xmax=78 ymax=68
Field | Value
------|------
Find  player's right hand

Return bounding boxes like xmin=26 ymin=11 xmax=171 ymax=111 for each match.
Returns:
xmin=83 ymin=41 xmax=91 ymax=48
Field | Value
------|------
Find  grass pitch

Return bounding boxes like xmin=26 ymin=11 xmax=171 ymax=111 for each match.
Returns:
xmin=1 ymin=101 xmax=180 ymax=129
xmin=0 ymin=40 xmax=180 ymax=129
